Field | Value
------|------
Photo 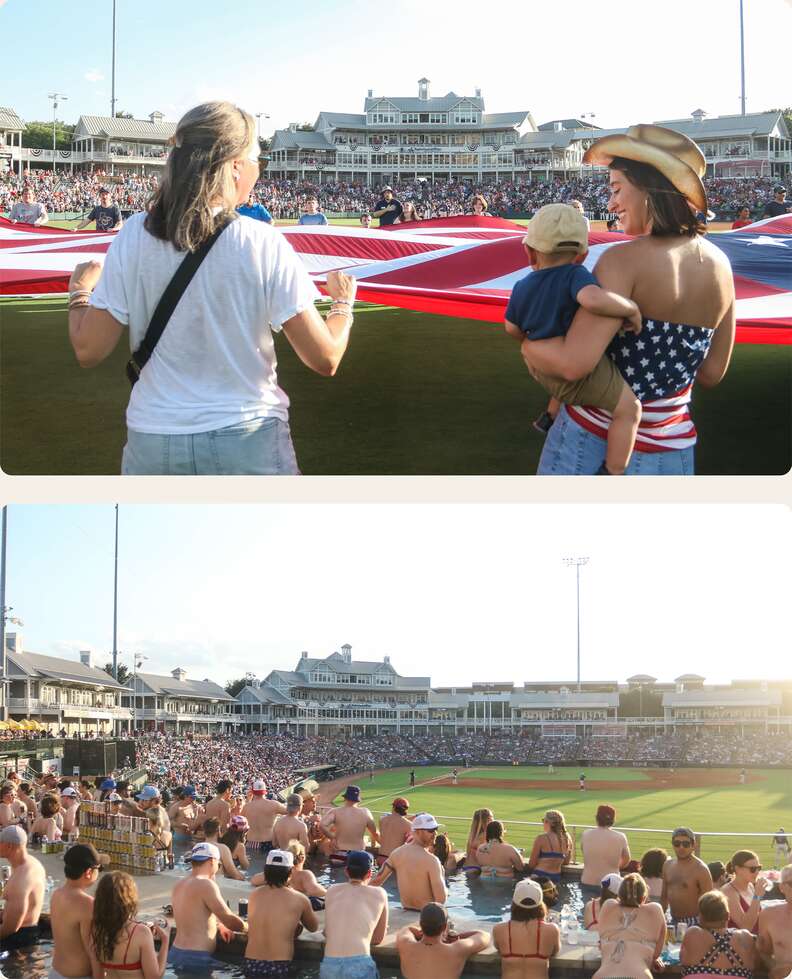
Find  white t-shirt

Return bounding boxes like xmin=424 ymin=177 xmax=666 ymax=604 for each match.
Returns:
xmin=91 ymin=212 xmax=320 ymax=434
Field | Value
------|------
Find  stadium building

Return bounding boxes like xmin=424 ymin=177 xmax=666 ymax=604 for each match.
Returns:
xmin=119 ymin=667 xmax=237 ymax=735
xmin=268 ymin=79 xmax=535 ymax=185
xmin=2 ymin=632 xmax=130 ymax=736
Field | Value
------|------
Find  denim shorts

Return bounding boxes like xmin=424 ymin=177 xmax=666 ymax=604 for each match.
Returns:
xmin=122 ymin=416 xmax=301 ymax=475
xmin=319 ymin=955 xmax=379 ymax=979
xmin=168 ymin=946 xmax=225 ymax=973
xmin=537 ymin=405 xmax=695 ymax=475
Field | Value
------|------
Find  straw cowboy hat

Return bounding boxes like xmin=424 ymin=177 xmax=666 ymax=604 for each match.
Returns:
xmin=583 ymin=124 xmax=707 ymax=212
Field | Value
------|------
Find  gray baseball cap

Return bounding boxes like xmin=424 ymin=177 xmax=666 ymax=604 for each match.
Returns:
xmin=0 ymin=825 xmax=27 ymax=845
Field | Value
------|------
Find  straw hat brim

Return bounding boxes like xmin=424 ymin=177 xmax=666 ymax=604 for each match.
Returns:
xmin=583 ymin=135 xmax=706 ymax=213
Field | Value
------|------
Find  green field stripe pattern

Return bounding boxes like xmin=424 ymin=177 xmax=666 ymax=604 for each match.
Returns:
xmin=333 ymin=766 xmax=792 ymax=865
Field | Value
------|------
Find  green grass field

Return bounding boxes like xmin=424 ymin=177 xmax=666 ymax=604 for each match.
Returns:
xmin=1 ymin=295 xmax=790 ymax=475
xmin=335 ymin=765 xmax=792 ymax=865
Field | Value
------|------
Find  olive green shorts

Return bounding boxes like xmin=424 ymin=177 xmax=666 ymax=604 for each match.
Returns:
xmin=533 ymin=354 xmax=627 ymax=413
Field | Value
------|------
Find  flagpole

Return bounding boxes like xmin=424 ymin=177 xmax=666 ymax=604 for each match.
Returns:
xmin=111 ymin=0 xmax=117 ymax=118
xmin=739 ymin=0 xmax=746 ymax=116
xmin=112 ymin=504 xmax=119 ymax=680
xmin=0 ymin=508 xmax=7 ymax=722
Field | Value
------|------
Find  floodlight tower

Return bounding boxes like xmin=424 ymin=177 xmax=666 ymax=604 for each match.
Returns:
xmin=563 ymin=556 xmax=589 ymax=692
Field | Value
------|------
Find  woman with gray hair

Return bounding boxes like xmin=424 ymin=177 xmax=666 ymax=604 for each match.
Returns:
xmin=68 ymin=101 xmax=356 ymax=475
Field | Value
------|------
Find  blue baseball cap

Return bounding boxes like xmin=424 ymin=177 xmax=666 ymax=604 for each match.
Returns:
xmin=181 ymin=785 xmax=196 ymax=798
xmin=136 ymin=784 xmax=160 ymax=801
xmin=100 ymin=778 xmax=116 ymax=791
xmin=346 ymin=850 xmax=373 ymax=873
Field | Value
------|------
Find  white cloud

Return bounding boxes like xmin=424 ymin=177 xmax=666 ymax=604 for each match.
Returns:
xmin=84 ymin=69 xmax=104 ymax=83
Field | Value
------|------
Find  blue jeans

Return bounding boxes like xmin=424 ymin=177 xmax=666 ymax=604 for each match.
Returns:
xmin=537 ymin=406 xmax=695 ymax=475
xmin=122 ymin=417 xmax=300 ymax=475
xmin=320 ymin=955 xmax=379 ymax=979
xmin=168 ymin=946 xmax=224 ymax=973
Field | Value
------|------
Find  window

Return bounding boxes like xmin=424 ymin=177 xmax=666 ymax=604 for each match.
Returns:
xmin=454 ymin=110 xmax=477 ymax=125
xmin=370 ymin=111 xmax=397 ymax=125
xmin=429 ymin=113 xmax=447 ymax=124
xmin=402 ymin=113 xmax=419 ymax=124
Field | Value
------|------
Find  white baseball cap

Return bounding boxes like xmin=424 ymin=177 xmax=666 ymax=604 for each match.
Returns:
xmin=601 ymin=872 xmax=623 ymax=894
xmin=412 ymin=812 xmax=439 ymax=831
xmin=252 ymin=779 xmax=266 ymax=792
xmin=61 ymin=787 xmax=78 ymax=798
xmin=265 ymin=849 xmax=294 ymax=868
xmin=187 ymin=842 xmax=220 ymax=863
xmin=513 ymin=878 xmax=544 ymax=907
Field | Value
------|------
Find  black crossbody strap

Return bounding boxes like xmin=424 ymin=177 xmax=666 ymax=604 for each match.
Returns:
xmin=126 ymin=217 xmax=232 ymax=387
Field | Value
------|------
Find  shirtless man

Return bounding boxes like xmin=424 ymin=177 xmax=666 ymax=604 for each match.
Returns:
xmin=372 ymin=812 xmax=447 ymax=910
xmin=16 ymin=783 xmax=37 ymax=823
xmin=661 ymin=827 xmax=713 ymax=926
xmin=397 ymin=902 xmax=489 ymax=979
xmin=168 ymin=842 xmax=247 ymax=973
xmin=203 ymin=779 xmax=235 ymax=835
xmin=272 ymin=794 xmax=309 ymax=850
xmin=580 ymin=805 xmax=631 ymax=893
xmin=202 ymin=817 xmax=245 ymax=880
xmin=60 ymin=787 xmax=80 ymax=838
xmin=378 ymin=797 xmax=412 ymax=864
xmin=321 ymin=850 xmax=388 ymax=979
xmin=0 ymin=825 xmax=45 ymax=952
xmin=245 ymin=849 xmax=319 ymax=978
xmin=49 ymin=843 xmax=108 ymax=979
xmin=320 ymin=785 xmax=378 ymax=863
xmin=136 ymin=783 xmax=166 ymax=821
xmin=0 ymin=784 xmax=22 ymax=828
xmin=168 ymin=785 xmax=202 ymax=836
xmin=758 ymin=864 xmax=792 ymax=979
xmin=243 ymin=780 xmax=287 ymax=854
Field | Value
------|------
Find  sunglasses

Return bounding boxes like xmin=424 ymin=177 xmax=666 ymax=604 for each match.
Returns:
xmin=672 ymin=840 xmax=693 ymax=848
xmin=743 ymin=865 xmax=762 ymax=873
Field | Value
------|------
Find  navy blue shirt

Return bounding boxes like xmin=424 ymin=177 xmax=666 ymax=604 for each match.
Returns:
xmin=505 ymin=263 xmax=597 ymax=340
xmin=375 ymin=198 xmax=403 ymax=226
xmin=87 ymin=204 xmax=122 ymax=231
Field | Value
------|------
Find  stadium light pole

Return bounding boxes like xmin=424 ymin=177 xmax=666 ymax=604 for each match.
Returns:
xmin=255 ymin=113 xmax=270 ymax=144
xmin=111 ymin=0 xmax=117 ymax=118
xmin=48 ymin=93 xmax=68 ymax=173
xmin=112 ymin=504 xmax=119 ymax=681
xmin=739 ymin=0 xmax=746 ymax=116
xmin=563 ymin=557 xmax=589 ymax=692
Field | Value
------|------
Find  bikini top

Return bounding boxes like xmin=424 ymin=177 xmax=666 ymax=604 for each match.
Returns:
xmin=502 ymin=918 xmax=550 ymax=960
xmin=725 ymin=885 xmax=759 ymax=935
xmin=681 ymin=929 xmax=752 ymax=978
xmin=538 ymin=833 xmax=564 ymax=860
xmin=99 ymin=922 xmax=143 ymax=971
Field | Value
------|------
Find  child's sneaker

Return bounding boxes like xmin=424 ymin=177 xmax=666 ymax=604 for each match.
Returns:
xmin=533 ymin=411 xmax=555 ymax=435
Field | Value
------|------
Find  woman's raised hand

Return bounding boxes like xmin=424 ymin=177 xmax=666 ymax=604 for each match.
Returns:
xmin=325 ymin=270 xmax=357 ymax=304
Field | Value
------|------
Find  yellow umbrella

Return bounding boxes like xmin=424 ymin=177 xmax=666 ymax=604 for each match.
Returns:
xmin=6 ymin=720 xmax=22 ymax=731
xmin=0 ymin=721 xmax=8 ymax=730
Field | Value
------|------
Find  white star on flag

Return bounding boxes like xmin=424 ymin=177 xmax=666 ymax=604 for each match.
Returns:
xmin=745 ymin=235 xmax=790 ymax=248
xmin=640 ymin=358 xmax=649 ymax=367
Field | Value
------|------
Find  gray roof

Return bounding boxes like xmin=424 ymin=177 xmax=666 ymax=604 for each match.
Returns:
xmin=73 ymin=113 xmax=176 ymax=141
xmin=270 ymin=129 xmax=335 ymax=151
xmin=130 ymin=672 xmax=234 ymax=701
xmin=0 ymin=107 xmax=26 ymax=132
xmin=236 ymin=683 xmax=293 ymax=706
xmin=7 ymin=649 xmax=123 ymax=688
xmin=654 ymin=111 xmax=787 ymax=140
xmin=316 ymin=112 xmax=367 ymax=128
xmin=365 ymin=93 xmax=484 ymax=113
xmin=539 ymin=118 xmax=601 ymax=131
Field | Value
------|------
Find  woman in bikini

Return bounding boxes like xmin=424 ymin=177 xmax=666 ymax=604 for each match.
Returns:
xmin=433 ymin=832 xmax=465 ymax=875
xmin=584 ymin=873 xmax=623 ymax=929
xmin=465 ymin=808 xmax=494 ymax=871
xmin=90 ymin=871 xmax=169 ymax=979
xmin=476 ymin=821 xmax=527 ymax=878
xmin=220 ymin=815 xmax=250 ymax=871
xmin=527 ymin=810 xmax=572 ymax=883
xmin=286 ymin=840 xmax=327 ymax=910
xmin=722 ymin=851 xmax=767 ymax=934
xmin=593 ymin=874 xmax=666 ymax=979
xmin=493 ymin=877 xmax=560 ymax=979
xmin=681 ymin=890 xmax=756 ymax=979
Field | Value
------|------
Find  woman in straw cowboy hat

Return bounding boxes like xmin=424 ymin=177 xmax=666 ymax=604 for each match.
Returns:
xmin=522 ymin=124 xmax=735 ymax=475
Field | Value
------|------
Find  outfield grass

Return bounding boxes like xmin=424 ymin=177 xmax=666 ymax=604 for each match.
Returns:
xmin=1 ymin=296 xmax=789 ymax=475
xmin=336 ymin=765 xmax=792 ymax=864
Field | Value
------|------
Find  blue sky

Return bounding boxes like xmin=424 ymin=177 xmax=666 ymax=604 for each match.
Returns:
xmin=2 ymin=0 xmax=791 ymax=135
xmin=2 ymin=504 xmax=789 ymax=688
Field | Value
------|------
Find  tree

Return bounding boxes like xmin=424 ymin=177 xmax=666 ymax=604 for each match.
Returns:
xmin=296 ymin=123 xmax=314 ymax=132
xmin=104 ymin=662 xmax=131 ymax=685
xmin=115 ymin=111 xmax=134 ymax=119
xmin=22 ymin=120 xmax=75 ymax=150
xmin=225 ymin=673 xmax=256 ymax=697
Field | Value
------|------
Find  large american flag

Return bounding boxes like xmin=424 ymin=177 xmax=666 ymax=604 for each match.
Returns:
xmin=1 ymin=213 xmax=790 ymax=345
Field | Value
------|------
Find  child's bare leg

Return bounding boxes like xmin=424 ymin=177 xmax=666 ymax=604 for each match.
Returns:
xmin=604 ymin=386 xmax=641 ymax=475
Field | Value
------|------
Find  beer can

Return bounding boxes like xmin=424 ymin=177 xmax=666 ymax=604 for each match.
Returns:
xmin=238 ymin=899 xmax=248 ymax=919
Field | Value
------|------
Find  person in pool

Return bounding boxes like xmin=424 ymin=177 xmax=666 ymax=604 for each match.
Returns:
xmin=527 ymin=810 xmax=572 ymax=883
xmin=396 ymin=901 xmax=490 ymax=979
xmin=493 ymin=878 xmax=561 ymax=979
xmin=476 ymin=821 xmax=527 ymax=878
xmin=372 ymin=812 xmax=447 ymax=910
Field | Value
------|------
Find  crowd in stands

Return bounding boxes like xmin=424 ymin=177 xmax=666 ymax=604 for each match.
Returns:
xmin=2 ymin=169 xmax=790 ymax=221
